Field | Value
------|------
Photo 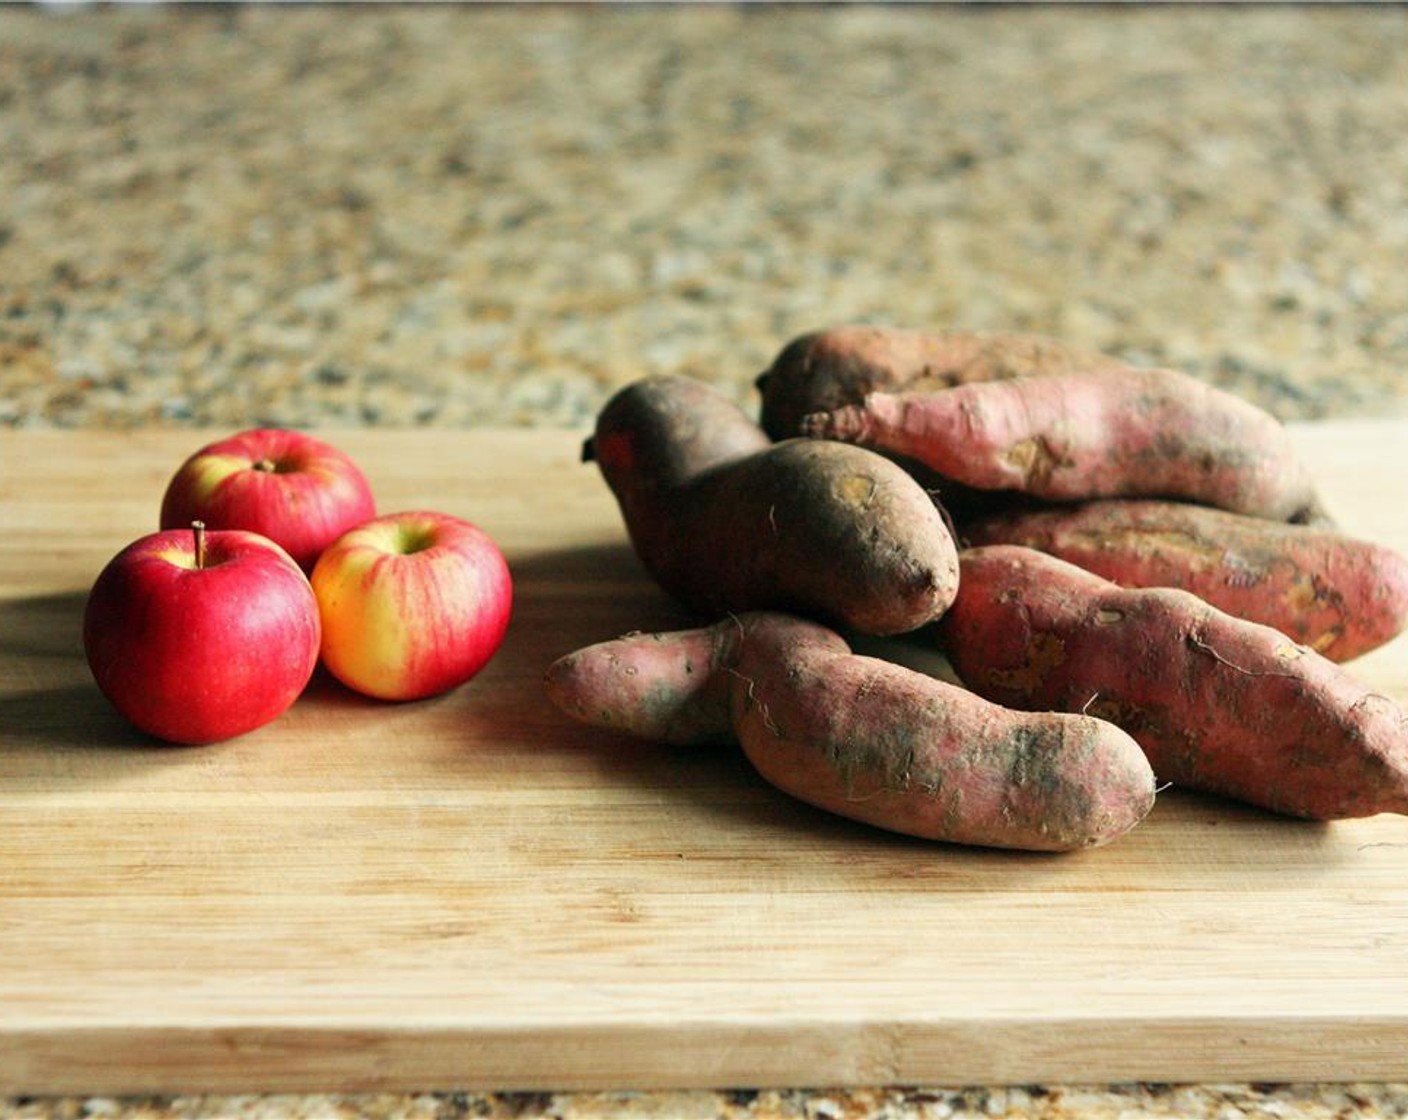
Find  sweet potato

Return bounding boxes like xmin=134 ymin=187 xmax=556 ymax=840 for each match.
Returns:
xmin=962 ymin=499 xmax=1408 ymax=662
xmin=756 ymin=325 xmax=1130 ymax=441
xmin=938 ymin=545 xmax=1408 ymax=820
xmin=801 ymin=368 xmax=1321 ymax=523
xmin=585 ymin=375 xmax=959 ymax=636
xmin=583 ymin=371 xmax=772 ymax=489
xmin=544 ymin=623 xmax=736 ymax=748
xmin=546 ymin=612 xmax=1157 ymax=851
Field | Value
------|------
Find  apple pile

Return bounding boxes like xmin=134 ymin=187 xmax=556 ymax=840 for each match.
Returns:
xmin=83 ymin=428 xmax=513 ymax=745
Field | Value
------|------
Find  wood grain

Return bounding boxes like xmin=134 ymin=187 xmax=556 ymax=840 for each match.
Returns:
xmin=2 ymin=425 xmax=1407 ymax=1094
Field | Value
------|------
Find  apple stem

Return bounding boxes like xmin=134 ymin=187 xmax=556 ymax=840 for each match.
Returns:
xmin=254 ymin=458 xmax=278 ymax=472
xmin=192 ymin=520 xmax=207 ymax=569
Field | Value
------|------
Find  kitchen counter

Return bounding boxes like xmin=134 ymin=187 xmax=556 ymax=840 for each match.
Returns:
xmin=6 ymin=1084 xmax=1408 ymax=1120
xmin=3 ymin=5 xmax=1407 ymax=1119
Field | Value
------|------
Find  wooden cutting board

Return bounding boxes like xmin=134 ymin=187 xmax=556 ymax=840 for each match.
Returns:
xmin=2 ymin=424 xmax=1407 ymax=1095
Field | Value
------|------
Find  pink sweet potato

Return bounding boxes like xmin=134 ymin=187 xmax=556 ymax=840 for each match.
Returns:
xmin=586 ymin=375 xmax=959 ymax=636
xmin=962 ymin=499 xmax=1408 ymax=662
xmin=938 ymin=545 xmax=1408 ymax=820
xmin=801 ymin=368 xmax=1321 ymax=523
xmin=546 ymin=612 xmax=1157 ymax=852
xmin=544 ymin=623 xmax=736 ymax=748
xmin=757 ymin=325 xmax=1130 ymax=441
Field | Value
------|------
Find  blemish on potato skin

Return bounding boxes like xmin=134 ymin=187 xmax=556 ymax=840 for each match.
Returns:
xmin=838 ymin=473 xmax=880 ymax=508
xmin=1085 ymin=695 xmax=1152 ymax=736
xmin=1282 ymin=573 xmax=1327 ymax=613
xmin=1310 ymin=627 xmax=1344 ymax=655
xmin=987 ymin=631 xmax=1066 ymax=693
xmin=1002 ymin=725 xmax=1056 ymax=793
xmin=1003 ymin=434 xmax=1067 ymax=489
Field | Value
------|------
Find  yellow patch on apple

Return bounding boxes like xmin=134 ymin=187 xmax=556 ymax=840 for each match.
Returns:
xmin=310 ymin=510 xmax=512 ymax=702
xmin=182 ymin=453 xmax=251 ymax=504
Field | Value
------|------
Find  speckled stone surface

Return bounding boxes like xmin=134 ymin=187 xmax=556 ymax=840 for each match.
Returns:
xmin=4 ymin=4 xmax=1408 ymax=431
xmin=5 ymin=5 xmax=1408 ymax=1119
xmin=5 ymin=1084 xmax=1408 ymax=1120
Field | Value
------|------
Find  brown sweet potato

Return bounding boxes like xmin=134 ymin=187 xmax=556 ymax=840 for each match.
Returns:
xmin=583 ymin=372 xmax=773 ymax=489
xmin=962 ymin=499 xmax=1408 ymax=662
xmin=546 ymin=612 xmax=1157 ymax=851
xmin=585 ymin=375 xmax=959 ymax=636
xmin=801 ymin=368 xmax=1321 ymax=523
xmin=938 ymin=545 xmax=1408 ymax=820
xmin=757 ymin=325 xmax=1130 ymax=440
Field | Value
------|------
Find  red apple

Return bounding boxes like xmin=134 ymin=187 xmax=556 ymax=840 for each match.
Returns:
xmin=83 ymin=523 xmax=322 ymax=745
xmin=310 ymin=511 xmax=512 ymax=701
xmin=159 ymin=428 xmax=376 ymax=572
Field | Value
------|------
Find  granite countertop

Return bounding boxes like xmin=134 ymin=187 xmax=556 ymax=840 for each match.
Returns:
xmin=4 ymin=5 xmax=1408 ymax=1119
xmin=4 ymin=3 xmax=1408 ymax=432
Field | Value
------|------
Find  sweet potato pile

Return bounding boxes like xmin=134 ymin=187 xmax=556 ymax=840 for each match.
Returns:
xmin=547 ymin=325 xmax=1408 ymax=851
